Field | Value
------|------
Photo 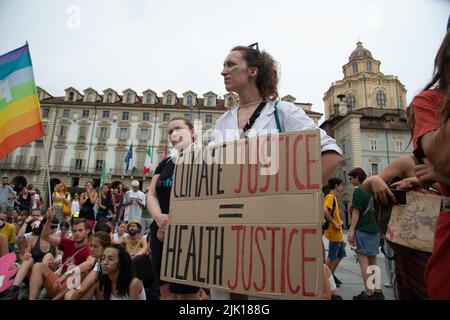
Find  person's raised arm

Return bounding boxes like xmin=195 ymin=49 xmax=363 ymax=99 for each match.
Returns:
xmin=17 ymin=215 xmax=32 ymax=238
xmin=79 ymin=192 xmax=88 ymax=206
xmin=89 ymin=191 xmax=98 ymax=204
xmin=42 ymin=207 xmax=61 ymax=247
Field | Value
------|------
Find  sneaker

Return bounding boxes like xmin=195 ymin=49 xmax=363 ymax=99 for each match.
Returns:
xmin=353 ymin=291 xmax=375 ymax=300
xmin=373 ymin=290 xmax=385 ymax=300
xmin=333 ymin=275 xmax=342 ymax=287
xmin=3 ymin=285 xmax=20 ymax=300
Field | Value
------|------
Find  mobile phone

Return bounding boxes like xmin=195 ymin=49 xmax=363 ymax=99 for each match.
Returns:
xmin=391 ymin=189 xmax=406 ymax=205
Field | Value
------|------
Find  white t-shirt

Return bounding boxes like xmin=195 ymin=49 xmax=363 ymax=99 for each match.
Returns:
xmin=113 ymin=232 xmax=128 ymax=242
xmin=124 ymin=190 xmax=145 ymax=222
xmin=32 ymin=194 xmax=40 ymax=210
xmin=71 ymin=200 xmax=80 ymax=214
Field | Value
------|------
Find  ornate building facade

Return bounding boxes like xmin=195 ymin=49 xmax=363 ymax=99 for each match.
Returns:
xmin=0 ymin=87 xmax=321 ymax=196
xmin=320 ymin=42 xmax=412 ymax=224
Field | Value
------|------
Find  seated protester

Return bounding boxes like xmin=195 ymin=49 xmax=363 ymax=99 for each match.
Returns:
xmin=57 ymin=222 xmax=72 ymax=239
xmin=95 ymin=244 xmax=146 ymax=300
xmin=28 ymin=208 xmax=93 ymax=300
xmin=117 ymin=221 xmax=147 ymax=259
xmin=65 ymin=231 xmax=111 ymax=300
xmin=0 ymin=234 xmax=8 ymax=257
xmin=5 ymin=217 xmax=59 ymax=300
xmin=0 ymin=211 xmax=16 ymax=252
xmin=17 ymin=210 xmax=42 ymax=238
xmin=113 ymin=221 xmax=128 ymax=242
xmin=132 ymin=234 xmax=159 ymax=300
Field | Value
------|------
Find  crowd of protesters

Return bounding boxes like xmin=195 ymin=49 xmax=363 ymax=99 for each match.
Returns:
xmin=1 ymin=30 xmax=450 ymax=301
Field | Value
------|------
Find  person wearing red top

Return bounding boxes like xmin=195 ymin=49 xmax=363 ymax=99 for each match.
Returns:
xmin=411 ymin=29 xmax=450 ymax=300
xmin=28 ymin=207 xmax=93 ymax=300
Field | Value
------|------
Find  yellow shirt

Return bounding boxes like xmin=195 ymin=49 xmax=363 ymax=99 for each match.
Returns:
xmin=324 ymin=193 xmax=343 ymax=242
xmin=0 ymin=223 xmax=16 ymax=244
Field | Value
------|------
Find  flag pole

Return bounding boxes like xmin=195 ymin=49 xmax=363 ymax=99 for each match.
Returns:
xmin=42 ymin=138 xmax=53 ymax=208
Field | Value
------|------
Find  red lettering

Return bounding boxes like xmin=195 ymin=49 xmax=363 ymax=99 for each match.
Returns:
xmin=241 ymin=226 xmax=254 ymax=291
xmin=266 ymin=226 xmax=280 ymax=292
xmin=293 ymin=135 xmax=305 ymax=190
xmin=280 ymin=227 xmax=286 ymax=293
xmin=306 ymin=134 xmax=319 ymax=190
xmin=228 ymin=225 xmax=244 ymax=290
xmin=287 ymin=228 xmax=300 ymax=294
xmin=234 ymin=164 xmax=244 ymax=194
xmin=285 ymin=135 xmax=290 ymax=191
xmin=301 ymin=228 xmax=318 ymax=297
xmin=253 ymin=227 xmax=267 ymax=292
xmin=275 ymin=136 xmax=282 ymax=192
xmin=259 ymin=137 xmax=271 ymax=193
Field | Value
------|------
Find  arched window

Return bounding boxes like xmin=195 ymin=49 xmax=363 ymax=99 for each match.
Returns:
xmin=187 ymin=95 xmax=193 ymax=106
xmin=352 ymin=63 xmax=358 ymax=74
xmin=126 ymin=94 xmax=132 ymax=104
xmin=345 ymin=93 xmax=356 ymax=108
xmin=376 ymin=90 xmax=387 ymax=108
xmin=107 ymin=92 xmax=113 ymax=103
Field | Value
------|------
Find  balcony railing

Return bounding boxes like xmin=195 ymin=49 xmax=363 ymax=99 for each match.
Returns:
xmin=47 ymin=166 xmax=145 ymax=177
xmin=0 ymin=162 xmax=41 ymax=172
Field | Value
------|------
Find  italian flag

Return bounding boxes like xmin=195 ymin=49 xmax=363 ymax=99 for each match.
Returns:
xmin=142 ymin=145 xmax=153 ymax=176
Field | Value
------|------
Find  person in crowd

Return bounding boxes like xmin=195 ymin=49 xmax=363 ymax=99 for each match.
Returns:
xmin=347 ymin=167 xmax=384 ymax=300
xmin=0 ymin=176 xmax=15 ymax=215
xmin=123 ymin=180 xmax=145 ymax=223
xmin=17 ymin=186 xmax=33 ymax=214
xmin=132 ymin=234 xmax=159 ymax=300
xmin=79 ymin=181 xmax=98 ymax=229
xmin=113 ymin=221 xmax=128 ymax=242
xmin=4 ymin=217 xmax=59 ymax=300
xmin=147 ymin=117 xmax=201 ymax=300
xmin=31 ymin=188 xmax=42 ymax=212
xmin=113 ymin=183 xmax=125 ymax=225
xmin=52 ymin=182 xmax=70 ymax=223
xmin=404 ymin=29 xmax=450 ymax=300
xmin=58 ymin=221 xmax=72 ymax=239
xmin=323 ymin=177 xmax=346 ymax=288
xmin=209 ymin=45 xmax=343 ymax=299
xmin=70 ymin=193 xmax=80 ymax=221
xmin=17 ymin=209 xmax=42 ymax=238
xmin=0 ymin=211 xmax=16 ymax=252
xmin=97 ymin=183 xmax=116 ymax=222
xmin=362 ymin=155 xmax=449 ymax=300
xmin=64 ymin=231 xmax=111 ymax=300
xmin=28 ymin=208 xmax=92 ymax=300
xmin=117 ymin=221 xmax=147 ymax=259
xmin=95 ymin=244 xmax=146 ymax=300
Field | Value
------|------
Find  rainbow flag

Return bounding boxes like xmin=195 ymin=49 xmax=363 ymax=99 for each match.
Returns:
xmin=0 ymin=43 xmax=44 ymax=160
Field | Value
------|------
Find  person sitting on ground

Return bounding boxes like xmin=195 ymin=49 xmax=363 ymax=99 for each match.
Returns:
xmin=28 ymin=208 xmax=92 ymax=300
xmin=0 ymin=211 xmax=16 ymax=253
xmin=132 ymin=233 xmax=159 ymax=300
xmin=94 ymin=244 xmax=146 ymax=300
xmin=57 ymin=221 xmax=72 ymax=239
xmin=17 ymin=209 xmax=42 ymax=239
xmin=113 ymin=221 xmax=128 ymax=242
xmin=64 ymin=231 xmax=111 ymax=300
xmin=5 ymin=217 xmax=59 ymax=300
xmin=117 ymin=221 xmax=147 ymax=259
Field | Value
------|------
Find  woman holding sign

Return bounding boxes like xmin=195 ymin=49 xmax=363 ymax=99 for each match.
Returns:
xmin=210 ymin=44 xmax=343 ymax=300
xmin=147 ymin=117 xmax=200 ymax=300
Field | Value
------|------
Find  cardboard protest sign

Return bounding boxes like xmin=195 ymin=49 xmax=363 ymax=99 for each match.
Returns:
xmin=386 ymin=189 xmax=441 ymax=253
xmin=161 ymin=130 xmax=324 ymax=299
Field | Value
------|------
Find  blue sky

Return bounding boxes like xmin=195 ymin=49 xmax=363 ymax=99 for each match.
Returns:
xmin=1 ymin=0 xmax=449 ymax=120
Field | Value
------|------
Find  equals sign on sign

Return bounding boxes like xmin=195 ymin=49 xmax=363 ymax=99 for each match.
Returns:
xmin=218 ymin=204 xmax=244 ymax=218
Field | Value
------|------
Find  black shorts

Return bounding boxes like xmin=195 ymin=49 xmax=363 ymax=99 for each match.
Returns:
xmin=150 ymin=232 xmax=199 ymax=295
